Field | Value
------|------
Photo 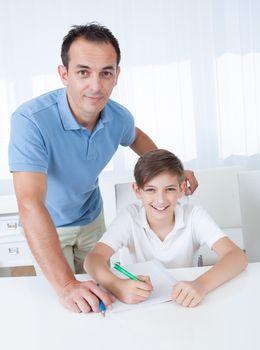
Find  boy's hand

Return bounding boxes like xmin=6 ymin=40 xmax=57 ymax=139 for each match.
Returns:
xmin=114 ymin=275 xmax=153 ymax=304
xmin=172 ymin=280 xmax=207 ymax=307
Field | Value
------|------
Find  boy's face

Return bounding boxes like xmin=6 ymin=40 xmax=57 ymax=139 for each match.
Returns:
xmin=132 ymin=172 xmax=185 ymax=223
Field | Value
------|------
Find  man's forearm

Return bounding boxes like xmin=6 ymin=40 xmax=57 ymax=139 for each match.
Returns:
xmin=20 ymin=202 xmax=76 ymax=294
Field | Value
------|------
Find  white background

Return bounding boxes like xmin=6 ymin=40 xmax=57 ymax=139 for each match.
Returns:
xmin=1 ymin=0 xmax=260 ymax=179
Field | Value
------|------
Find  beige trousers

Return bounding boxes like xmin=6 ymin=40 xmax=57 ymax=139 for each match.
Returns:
xmin=25 ymin=211 xmax=105 ymax=275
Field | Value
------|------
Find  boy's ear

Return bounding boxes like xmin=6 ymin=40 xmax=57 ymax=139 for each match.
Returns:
xmin=132 ymin=183 xmax=142 ymax=199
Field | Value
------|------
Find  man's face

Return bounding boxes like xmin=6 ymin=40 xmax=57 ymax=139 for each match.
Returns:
xmin=58 ymin=38 xmax=120 ymax=129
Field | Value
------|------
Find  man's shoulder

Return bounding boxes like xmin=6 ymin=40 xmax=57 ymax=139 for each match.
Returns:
xmin=13 ymin=88 xmax=64 ymax=119
xmin=106 ymin=99 xmax=133 ymax=119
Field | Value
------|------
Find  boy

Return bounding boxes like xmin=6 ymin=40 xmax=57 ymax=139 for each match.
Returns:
xmin=84 ymin=149 xmax=247 ymax=307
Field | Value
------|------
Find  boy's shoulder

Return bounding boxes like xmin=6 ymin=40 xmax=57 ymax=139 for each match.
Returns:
xmin=177 ymin=201 xmax=207 ymax=221
xmin=124 ymin=201 xmax=143 ymax=216
xmin=117 ymin=201 xmax=144 ymax=223
xmin=108 ymin=201 xmax=144 ymax=231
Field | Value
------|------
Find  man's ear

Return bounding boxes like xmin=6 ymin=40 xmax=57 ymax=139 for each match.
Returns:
xmin=58 ymin=65 xmax=68 ymax=86
xmin=114 ymin=66 xmax=121 ymax=87
xmin=132 ymin=182 xmax=142 ymax=199
xmin=178 ymin=181 xmax=186 ymax=198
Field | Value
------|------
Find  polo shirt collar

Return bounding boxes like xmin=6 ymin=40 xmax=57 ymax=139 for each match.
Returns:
xmin=174 ymin=202 xmax=185 ymax=231
xmin=139 ymin=201 xmax=185 ymax=233
xmin=99 ymin=101 xmax=113 ymax=124
xmin=139 ymin=205 xmax=151 ymax=232
xmin=57 ymin=89 xmax=80 ymax=130
xmin=57 ymin=89 xmax=113 ymax=131
xmin=91 ymin=105 xmax=112 ymax=135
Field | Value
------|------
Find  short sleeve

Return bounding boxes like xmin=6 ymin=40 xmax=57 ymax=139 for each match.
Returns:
xmin=99 ymin=209 xmax=133 ymax=252
xmin=120 ymin=112 xmax=136 ymax=147
xmin=8 ymin=113 xmax=48 ymax=173
xmin=191 ymin=206 xmax=227 ymax=249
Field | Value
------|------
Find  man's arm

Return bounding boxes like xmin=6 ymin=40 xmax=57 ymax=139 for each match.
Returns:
xmin=129 ymin=127 xmax=157 ymax=156
xmin=13 ymin=172 xmax=114 ymax=313
xmin=130 ymin=127 xmax=198 ymax=194
xmin=183 ymin=170 xmax=198 ymax=195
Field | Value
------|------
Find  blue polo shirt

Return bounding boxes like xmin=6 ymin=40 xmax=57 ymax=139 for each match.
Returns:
xmin=8 ymin=88 xmax=136 ymax=227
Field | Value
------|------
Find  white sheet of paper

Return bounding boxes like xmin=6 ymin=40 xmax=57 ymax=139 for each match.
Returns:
xmin=109 ymin=260 xmax=177 ymax=313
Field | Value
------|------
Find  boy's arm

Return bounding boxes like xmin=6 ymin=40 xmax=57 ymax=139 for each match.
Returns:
xmin=195 ymin=237 xmax=247 ymax=291
xmin=173 ymin=237 xmax=248 ymax=307
xmin=85 ymin=243 xmax=153 ymax=304
xmin=84 ymin=242 xmax=119 ymax=287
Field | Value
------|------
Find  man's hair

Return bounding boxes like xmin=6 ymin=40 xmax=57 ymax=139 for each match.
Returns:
xmin=61 ymin=23 xmax=121 ymax=68
xmin=134 ymin=149 xmax=185 ymax=188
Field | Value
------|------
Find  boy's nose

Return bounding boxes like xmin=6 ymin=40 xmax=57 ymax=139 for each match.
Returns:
xmin=155 ymin=192 xmax=165 ymax=203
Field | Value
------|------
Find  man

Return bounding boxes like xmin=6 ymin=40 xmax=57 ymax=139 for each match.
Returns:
xmin=9 ymin=23 xmax=198 ymax=313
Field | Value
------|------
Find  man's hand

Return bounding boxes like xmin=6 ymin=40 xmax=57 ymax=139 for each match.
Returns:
xmin=58 ymin=280 xmax=115 ymax=313
xmin=172 ymin=280 xmax=207 ymax=307
xmin=113 ymin=275 xmax=153 ymax=304
xmin=184 ymin=170 xmax=198 ymax=195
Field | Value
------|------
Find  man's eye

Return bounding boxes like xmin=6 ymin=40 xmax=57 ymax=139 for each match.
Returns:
xmin=102 ymin=71 xmax=113 ymax=78
xmin=78 ymin=70 xmax=88 ymax=77
xmin=167 ymin=188 xmax=176 ymax=191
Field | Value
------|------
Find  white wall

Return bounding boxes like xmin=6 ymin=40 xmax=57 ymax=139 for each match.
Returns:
xmin=1 ymin=0 xmax=260 ymax=181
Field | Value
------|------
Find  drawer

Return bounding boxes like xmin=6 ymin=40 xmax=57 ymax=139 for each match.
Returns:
xmin=0 ymin=241 xmax=33 ymax=267
xmin=0 ymin=215 xmax=20 ymax=237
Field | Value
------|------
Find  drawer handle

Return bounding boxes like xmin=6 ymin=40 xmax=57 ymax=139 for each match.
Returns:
xmin=8 ymin=247 xmax=19 ymax=255
xmin=7 ymin=223 xmax=18 ymax=230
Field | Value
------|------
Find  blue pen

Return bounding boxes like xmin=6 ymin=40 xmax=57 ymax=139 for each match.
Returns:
xmin=99 ymin=299 xmax=106 ymax=317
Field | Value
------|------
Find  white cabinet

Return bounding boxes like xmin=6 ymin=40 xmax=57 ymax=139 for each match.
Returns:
xmin=0 ymin=213 xmax=33 ymax=267
xmin=0 ymin=176 xmax=34 ymax=271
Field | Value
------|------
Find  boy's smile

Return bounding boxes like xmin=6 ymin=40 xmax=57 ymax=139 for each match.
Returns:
xmin=151 ymin=204 xmax=170 ymax=211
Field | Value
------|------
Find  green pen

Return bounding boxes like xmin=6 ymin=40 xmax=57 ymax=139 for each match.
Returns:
xmin=113 ymin=263 xmax=142 ymax=281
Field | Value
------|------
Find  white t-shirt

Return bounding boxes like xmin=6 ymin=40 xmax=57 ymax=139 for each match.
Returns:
xmin=99 ymin=202 xmax=226 ymax=268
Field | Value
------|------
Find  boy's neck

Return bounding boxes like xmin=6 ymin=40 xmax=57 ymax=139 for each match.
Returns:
xmin=146 ymin=215 xmax=175 ymax=242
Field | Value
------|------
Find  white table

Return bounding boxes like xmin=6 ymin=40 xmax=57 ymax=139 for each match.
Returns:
xmin=1 ymin=263 xmax=259 ymax=350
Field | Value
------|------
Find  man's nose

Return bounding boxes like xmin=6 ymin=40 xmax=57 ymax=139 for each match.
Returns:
xmin=89 ymin=74 xmax=101 ymax=93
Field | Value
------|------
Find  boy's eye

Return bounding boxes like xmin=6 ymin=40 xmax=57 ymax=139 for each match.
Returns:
xmin=167 ymin=187 xmax=176 ymax=191
xmin=144 ymin=188 xmax=155 ymax=192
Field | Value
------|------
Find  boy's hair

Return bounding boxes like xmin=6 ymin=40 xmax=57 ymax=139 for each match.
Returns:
xmin=134 ymin=149 xmax=185 ymax=188
xmin=61 ymin=22 xmax=121 ymax=69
